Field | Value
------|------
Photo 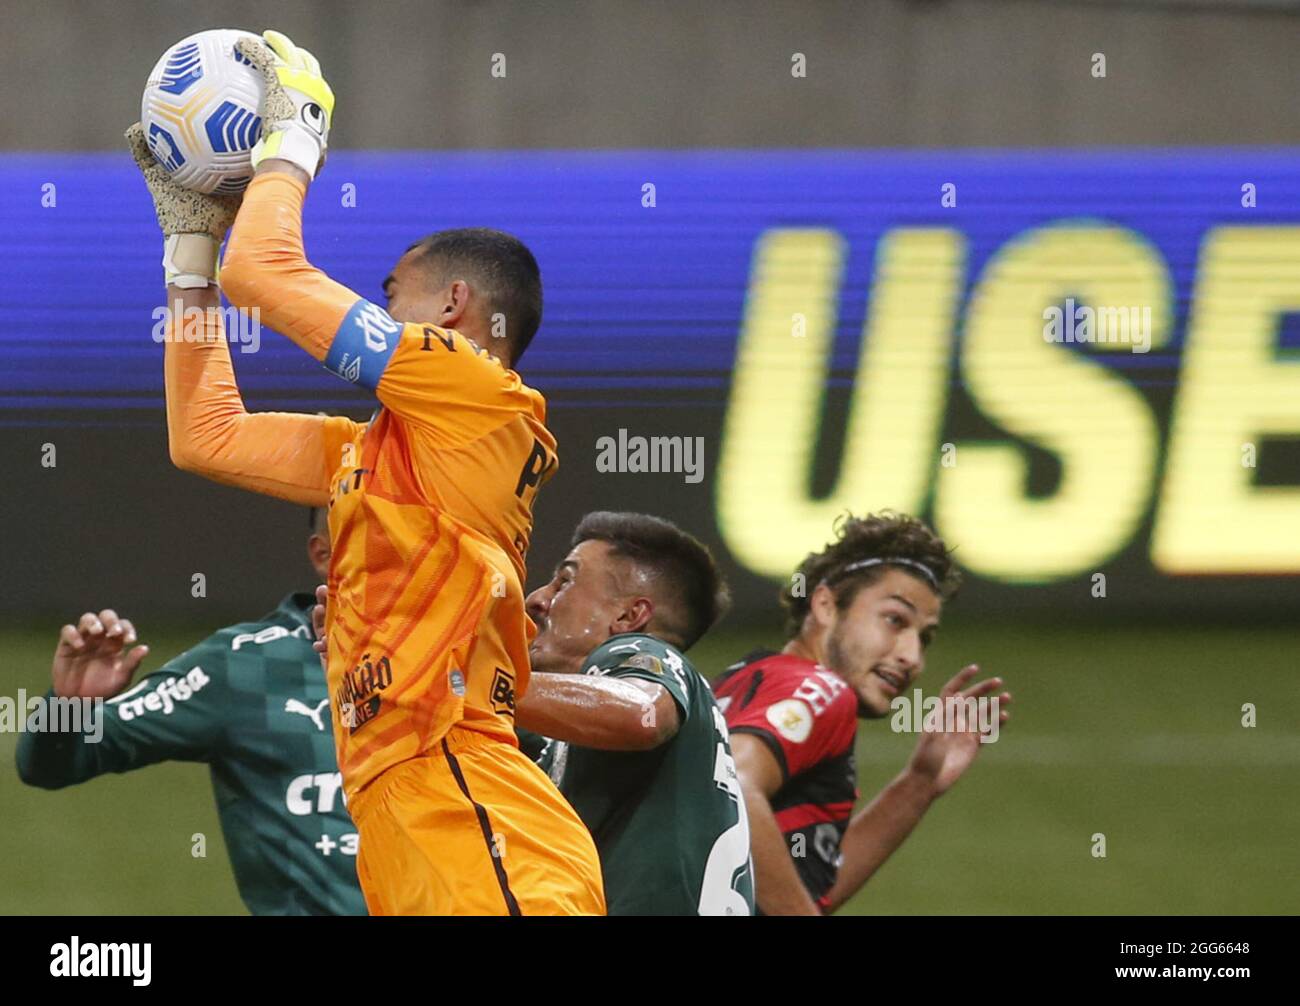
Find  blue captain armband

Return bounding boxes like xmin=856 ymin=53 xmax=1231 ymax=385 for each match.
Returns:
xmin=324 ymin=299 xmax=403 ymax=391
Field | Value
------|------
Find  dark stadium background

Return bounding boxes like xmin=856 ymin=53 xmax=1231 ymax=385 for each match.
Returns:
xmin=1 ymin=0 xmax=1296 ymax=914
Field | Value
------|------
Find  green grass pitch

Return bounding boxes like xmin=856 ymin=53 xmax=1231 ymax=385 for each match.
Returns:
xmin=2 ymin=617 xmax=1295 ymax=914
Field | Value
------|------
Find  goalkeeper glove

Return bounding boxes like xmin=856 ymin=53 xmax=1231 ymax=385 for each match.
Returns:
xmin=236 ymin=30 xmax=335 ymax=180
xmin=125 ymin=123 xmax=241 ymax=288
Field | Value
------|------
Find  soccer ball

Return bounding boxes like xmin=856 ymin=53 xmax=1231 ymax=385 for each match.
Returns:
xmin=141 ymin=29 xmax=265 ymax=194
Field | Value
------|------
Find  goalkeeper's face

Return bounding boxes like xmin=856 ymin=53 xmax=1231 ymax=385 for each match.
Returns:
xmin=383 ymin=251 xmax=490 ymax=347
xmin=817 ymin=569 xmax=942 ymax=719
xmin=526 ymin=540 xmax=648 ymax=675
xmin=384 ymin=253 xmax=454 ymax=324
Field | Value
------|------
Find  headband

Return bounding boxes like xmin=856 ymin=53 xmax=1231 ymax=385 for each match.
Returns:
xmin=825 ymin=556 xmax=939 ymax=591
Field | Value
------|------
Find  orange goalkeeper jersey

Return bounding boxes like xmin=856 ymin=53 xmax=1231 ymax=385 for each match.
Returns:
xmin=168 ymin=173 xmax=557 ymax=799
xmin=319 ymin=322 xmax=557 ymax=798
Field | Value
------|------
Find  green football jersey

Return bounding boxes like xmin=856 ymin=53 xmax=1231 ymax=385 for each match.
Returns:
xmin=536 ymin=633 xmax=754 ymax=916
xmin=15 ymin=593 xmax=367 ymax=916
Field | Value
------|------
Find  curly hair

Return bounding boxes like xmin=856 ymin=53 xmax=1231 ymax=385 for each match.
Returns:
xmin=780 ymin=511 xmax=961 ymax=638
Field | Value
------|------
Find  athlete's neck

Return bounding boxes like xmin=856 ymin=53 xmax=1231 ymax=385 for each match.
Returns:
xmin=782 ymin=635 xmax=821 ymax=666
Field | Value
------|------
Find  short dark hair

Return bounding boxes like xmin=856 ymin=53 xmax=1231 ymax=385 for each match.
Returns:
xmin=405 ymin=227 xmax=542 ymax=365
xmin=307 ymin=507 xmax=328 ymax=534
xmin=572 ymin=511 xmax=730 ymax=650
xmin=781 ymin=511 xmax=961 ymax=638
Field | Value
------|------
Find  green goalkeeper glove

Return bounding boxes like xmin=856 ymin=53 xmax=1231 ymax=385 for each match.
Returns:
xmin=236 ymin=30 xmax=336 ymax=179
xmin=125 ymin=122 xmax=241 ymax=288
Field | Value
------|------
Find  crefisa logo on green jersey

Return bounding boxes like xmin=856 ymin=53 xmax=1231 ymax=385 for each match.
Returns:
xmin=113 ymin=667 xmax=212 ymax=722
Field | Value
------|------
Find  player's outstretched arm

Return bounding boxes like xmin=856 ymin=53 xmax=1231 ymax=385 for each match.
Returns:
xmin=730 ymin=733 xmax=823 ymax=916
xmin=514 ymin=674 xmax=680 ymax=752
xmin=822 ymin=665 xmax=1012 ymax=913
xmin=163 ymin=283 xmax=357 ymax=505
xmin=127 ymin=123 xmax=354 ymax=504
xmin=162 ymin=287 xmax=363 ymax=506
xmin=16 ymin=610 xmax=221 ymax=788
xmin=313 ymin=594 xmax=678 ymax=751
xmin=219 ymin=32 xmax=354 ymax=364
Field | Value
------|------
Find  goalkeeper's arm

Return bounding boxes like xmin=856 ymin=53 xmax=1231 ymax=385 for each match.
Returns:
xmin=125 ymin=122 xmax=354 ymax=505
xmin=163 ymin=285 xmax=355 ymax=505
xmin=217 ymin=173 xmax=357 ymax=365
xmin=219 ymin=31 xmax=351 ymax=365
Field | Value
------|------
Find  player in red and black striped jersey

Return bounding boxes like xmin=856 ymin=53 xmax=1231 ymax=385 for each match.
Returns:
xmin=714 ymin=651 xmax=858 ymax=905
xmin=716 ymin=512 xmax=1012 ymax=915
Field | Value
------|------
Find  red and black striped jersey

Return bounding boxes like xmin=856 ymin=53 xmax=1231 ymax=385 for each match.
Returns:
xmin=714 ymin=650 xmax=859 ymax=906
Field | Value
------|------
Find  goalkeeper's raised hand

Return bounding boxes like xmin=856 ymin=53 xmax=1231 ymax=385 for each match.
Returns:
xmin=236 ymin=30 xmax=335 ymax=181
xmin=125 ymin=122 xmax=241 ymax=288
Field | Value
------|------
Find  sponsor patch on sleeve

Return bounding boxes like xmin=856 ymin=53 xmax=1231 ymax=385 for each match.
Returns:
xmin=623 ymin=653 xmax=664 ymax=675
xmin=765 ymin=698 xmax=814 ymax=743
xmin=324 ymin=298 xmax=403 ymax=390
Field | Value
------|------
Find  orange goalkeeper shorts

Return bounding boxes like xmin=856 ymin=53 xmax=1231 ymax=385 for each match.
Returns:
xmin=349 ymin=725 xmax=606 ymax=916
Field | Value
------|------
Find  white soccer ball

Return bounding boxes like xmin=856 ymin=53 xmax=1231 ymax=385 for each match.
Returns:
xmin=141 ymin=29 xmax=265 ymax=194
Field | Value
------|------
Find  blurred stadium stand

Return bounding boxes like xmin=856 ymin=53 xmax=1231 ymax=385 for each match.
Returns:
xmin=2 ymin=0 xmax=1300 ymax=150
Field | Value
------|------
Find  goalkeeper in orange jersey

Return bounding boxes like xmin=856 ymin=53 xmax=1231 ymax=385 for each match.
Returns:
xmin=126 ymin=29 xmax=604 ymax=915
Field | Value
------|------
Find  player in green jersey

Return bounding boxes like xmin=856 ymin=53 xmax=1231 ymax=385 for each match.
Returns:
xmin=307 ymin=510 xmax=754 ymax=916
xmin=15 ymin=509 xmax=366 ymax=916
xmin=516 ymin=512 xmax=755 ymax=916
